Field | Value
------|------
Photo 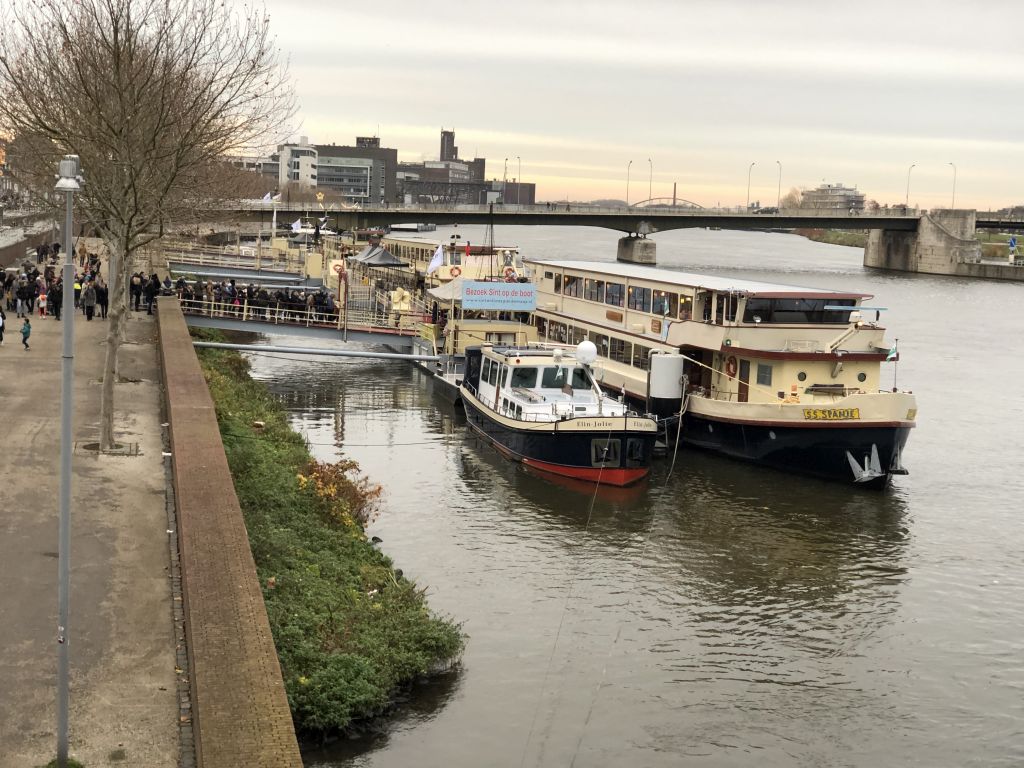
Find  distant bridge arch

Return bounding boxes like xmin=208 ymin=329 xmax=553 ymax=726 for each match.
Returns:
xmin=630 ymin=197 xmax=703 ymax=210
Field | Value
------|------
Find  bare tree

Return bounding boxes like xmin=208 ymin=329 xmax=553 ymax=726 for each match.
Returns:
xmin=0 ymin=0 xmax=295 ymax=448
xmin=780 ymin=187 xmax=803 ymax=209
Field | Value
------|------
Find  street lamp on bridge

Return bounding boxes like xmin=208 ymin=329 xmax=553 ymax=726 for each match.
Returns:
xmin=948 ymin=162 xmax=957 ymax=209
xmin=626 ymin=160 xmax=633 ymax=207
xmin=746 ymin=162 xmax=756 ymax=211
xmin=905 ymin=163 xmax=916 ymax=208
xmin=503 ymin=158 xmax=508 ymax=203
xmin=775 ymin=160 xmax=782 ymax=209
xmin=517 ymin=156 xmax=522 ymax=206
xmin=648 ymin=158 xmax=652 ymax=203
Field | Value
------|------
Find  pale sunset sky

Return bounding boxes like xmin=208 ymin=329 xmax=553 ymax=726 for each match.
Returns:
xmin=259 ymin=0 xmax=1024 ymax=210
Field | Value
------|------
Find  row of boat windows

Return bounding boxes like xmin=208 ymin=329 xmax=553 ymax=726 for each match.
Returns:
xmin=481 ymin=357 xmax=590 ymax=391
xmin=538 ymin=318 xmax=655 ymax=371
xmin=547 ymin=272 xmax=694 ymax=319
xmin=742 ymin=298 xmax=856 ymax=324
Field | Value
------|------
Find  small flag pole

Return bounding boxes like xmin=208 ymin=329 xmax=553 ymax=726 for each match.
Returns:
xmin=892 ymin=338 xmax=899 ymax=391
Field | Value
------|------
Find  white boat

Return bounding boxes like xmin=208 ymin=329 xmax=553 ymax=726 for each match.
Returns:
xmin=459 ymin=341 xmax=659 ymax=486
xmin=525 ymin=259 xmax=916 ymax=488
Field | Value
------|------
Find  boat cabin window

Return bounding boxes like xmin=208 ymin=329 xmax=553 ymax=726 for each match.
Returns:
xmin=652 ymin=290 xmax=677 ymax=317
xmin=553 ymin=274 xmax=562 ymax=294
xmin=628 ymin=286 xmax=651 ymax=312
xmin=510 ymin=367 xmax=539 ymax=388
xmin=482 ymin=357 xmax=491 ymax=382
xmin=756 ymin=363 xmax=773 ymax=386
xmin=487 ymin=360 xmax=499 ymax=386
xmin=541 ymin=366 xmax=590 ymax=390
xmin=562 ymin=274 xmax=583 ymax=298
xmin=634 ymin=344 xmax=652 ymax=371
xmin=678 ymin=295 xmax=693 ymax=320
xmin=605 ymin=282 xmax=625 ymax=307
xmin=716 ymin=293 xmax=739 ymax=324
xmin=584 ymin=278 xmax=605 ymax=302
xmin=610 ymin=337 xmax=632 ymax=364
xmin=544 ymin=271 xmax=554 ymax=282
xmin=743 ymin=298 xmax=856 ymax=324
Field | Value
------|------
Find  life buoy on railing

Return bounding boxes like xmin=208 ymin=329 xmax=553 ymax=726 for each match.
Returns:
xmin=450 ymin=266 xmax=462 ymax=278
xmin=504 ymin=266 xmax=518 ymax=280
xmin=725 ymin=355 xmax=738 ymax=378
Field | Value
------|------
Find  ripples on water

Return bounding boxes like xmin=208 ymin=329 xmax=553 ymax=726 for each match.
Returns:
xmin=248 ymin=227 xmax=1024 ymax=768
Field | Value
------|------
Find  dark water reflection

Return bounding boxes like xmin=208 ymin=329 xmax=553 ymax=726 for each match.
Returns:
xmin=247 ymin=228 xmax=1024 ymax=768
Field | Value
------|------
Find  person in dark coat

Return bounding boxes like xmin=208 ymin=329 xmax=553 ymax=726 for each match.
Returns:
xmin=96 ymin=280 xmax=108 ymax=318
xmin=81 ymin=281 xmax=97 ymax=321
xmin=50 ymin=280 xmax=63 ymax=321
xmin=144 ymin=274 xmax=160 ymax=315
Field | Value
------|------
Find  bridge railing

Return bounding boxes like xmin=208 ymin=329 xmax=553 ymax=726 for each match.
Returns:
xmin=179 ymin=297 xmax=428 ymax=335
xmin=166 ymin=242 xmax=303 ymax=273
xmin=222 ymin=200 xmax=923 ymax=218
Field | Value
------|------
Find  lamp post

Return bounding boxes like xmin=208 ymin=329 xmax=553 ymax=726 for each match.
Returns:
xmin=746 ymin=161 xmax=756 ymax=211
xmin=948 ymin=162 xmax=957 ymax=209
xmin=775 ymin=160 xmax=782 ymax=209
xmin=54 ymin=154 xmax=81 ymax=768
xmin=626 ymin=160 xmax=633 ymax=207
xmin=647 ymin=158 xmax=652 ymax=204
xmin=516 ymin=156 xmax=521 ymax=206
xmin=503 ymin=157 xmax=508 ymax=203
xmin=905 ymin=163 xmax=916 ymax=208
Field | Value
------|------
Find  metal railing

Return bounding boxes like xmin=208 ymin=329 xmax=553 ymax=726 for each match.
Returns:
xmin=179 ymin=297 xmax=428 ymax=335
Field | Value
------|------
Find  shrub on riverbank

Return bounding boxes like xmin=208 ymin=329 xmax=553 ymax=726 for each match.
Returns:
xmin=196 ymin=339 xmax=464 ymax=733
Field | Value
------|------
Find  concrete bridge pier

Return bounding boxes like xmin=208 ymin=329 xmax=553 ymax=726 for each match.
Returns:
xmin=617 ymin=234 xmax=657 ymax=265
xmin=864 ymin=210 xmax=980 ymax=276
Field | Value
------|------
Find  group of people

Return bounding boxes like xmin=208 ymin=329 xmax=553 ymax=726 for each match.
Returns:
xmin=176 ymin=277 xmax=339 ymax=318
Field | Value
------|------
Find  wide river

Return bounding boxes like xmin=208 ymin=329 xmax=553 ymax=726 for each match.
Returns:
xmin=245 ymin=226 xmax=1023 ymax=768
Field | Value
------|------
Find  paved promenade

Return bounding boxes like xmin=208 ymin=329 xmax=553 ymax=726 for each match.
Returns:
xmin=0 ymin=306 xmax=178 ymax=766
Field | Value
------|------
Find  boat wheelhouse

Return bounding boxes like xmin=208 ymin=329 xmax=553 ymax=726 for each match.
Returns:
xmin=459 ymin=342 xmax=659 ymax=486
xmin=527 ymin=259 xmax=916 ymax=488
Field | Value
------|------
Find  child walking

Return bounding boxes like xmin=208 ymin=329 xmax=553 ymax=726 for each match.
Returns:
xmin=21 ymin=317 xmax=31 ymax=350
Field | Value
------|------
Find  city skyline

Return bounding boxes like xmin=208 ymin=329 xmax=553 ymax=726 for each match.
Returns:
xmin=260 ymin=0 xmax=1024 ymax=209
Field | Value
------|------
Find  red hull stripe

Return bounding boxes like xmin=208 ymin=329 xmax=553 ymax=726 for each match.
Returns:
xmin=521 ymin=458 xmax=649 ymax=487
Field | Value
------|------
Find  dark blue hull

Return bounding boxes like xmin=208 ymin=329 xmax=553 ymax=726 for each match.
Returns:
xmin=461 ymin=392 xmax=656 ymax=486
xmin=682 ymin=413 xmax=912 ymax=489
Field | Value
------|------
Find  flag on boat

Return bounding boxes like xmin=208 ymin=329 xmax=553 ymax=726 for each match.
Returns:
xmin=886 ymin=342 xmax=898 ymax=361
xmin=465 ymin=241 xmax=471 ymax=257
xmin=319 ymin=217 xmax=328 ymax=225
xmin=272 ymin=193 xmax=282 ymax=202
xmin=427 ymin=244 xmax=444 ymax=274
xmin=290 ymin=218 xmax=302 ymax=233
xmin=262 ymin=191 xmax=272 ymax=201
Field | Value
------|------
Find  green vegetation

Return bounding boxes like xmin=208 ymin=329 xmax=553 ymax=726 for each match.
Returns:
xmin=793 ymin=228 xmax=868 ymax=248
xmin=196 ymin=332 xmax=464 ymax=733
xmin=977 ymin=231 xmax=1015 ymax=259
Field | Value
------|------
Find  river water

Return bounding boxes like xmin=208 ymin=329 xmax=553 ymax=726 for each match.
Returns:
xmin=246 ymin=227 xmax=1024 ymax=768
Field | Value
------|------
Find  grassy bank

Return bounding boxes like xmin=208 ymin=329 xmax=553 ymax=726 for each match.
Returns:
xmin=195 ymin=335 xmax=464 ymax=734
xmin=793 ymin=228 xmax=868 ymax=248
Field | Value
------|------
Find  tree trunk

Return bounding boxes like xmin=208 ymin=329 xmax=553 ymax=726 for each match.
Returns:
xmin=99 ymin=240 xmax=127 ymax=449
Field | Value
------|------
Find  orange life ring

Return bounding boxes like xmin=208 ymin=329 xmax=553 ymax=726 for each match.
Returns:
xmin=503 ymin=266 xmax=517 ymax=279
xmin=725 ymin=355 xmax=738 ymax=378
xmin=450 ymin=266 xmax=462 ymax=278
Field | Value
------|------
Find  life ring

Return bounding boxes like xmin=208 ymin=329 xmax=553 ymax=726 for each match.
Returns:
xmin=332 ymin=263 xmax=345 ymax=274
xmin=450 ymin=266 xmax=462 ymax=278
xmin=503 ymin=266 xmax=517 ymax=279
xmin=725 ymin=355 xmax=738 ymax=378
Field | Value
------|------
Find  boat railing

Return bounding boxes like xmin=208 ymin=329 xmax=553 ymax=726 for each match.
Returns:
xmin=464 ymin=382 xmax=628 ymax=424
xmin=178 ymin=296 xmax=429 ymax=333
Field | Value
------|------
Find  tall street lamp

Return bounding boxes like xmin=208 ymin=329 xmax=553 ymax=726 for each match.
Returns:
xmin=949 ymin=162 xmax=957 ymax=209
xmin=54 ymin=154 xmax=81 ymax=768
xmin=905 ymin=163 xmax=916 ymax=208
xmin=626 ymin=160 xmax=633 ymax=207
xmin=647 ymin=158 xmax=652 ymax=203
xmin=516 ymin=156 xmax=522 ymax=206
xmin=503 ymin=157 xmax=508 ymax=203
xmin=775 ymin=160 xmax=782 ymax=209
xmin=746 ymin=162 xmax=756 ymax=211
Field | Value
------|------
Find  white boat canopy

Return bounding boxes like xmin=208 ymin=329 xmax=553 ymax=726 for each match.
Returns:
xmin=426 ymin=276 xmax=466 ymax=303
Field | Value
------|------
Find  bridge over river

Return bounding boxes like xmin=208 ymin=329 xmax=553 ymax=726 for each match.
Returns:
xmin=213 ymin=201 xmax=1024 ymax=281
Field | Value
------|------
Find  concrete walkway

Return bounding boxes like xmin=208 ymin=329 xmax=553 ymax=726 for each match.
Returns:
xmin=0 ymin=305 xmax=178 ymax=767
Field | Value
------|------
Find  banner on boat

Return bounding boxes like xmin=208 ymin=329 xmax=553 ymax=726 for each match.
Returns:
xmin=461 ymin=281 xmax=537 ymax=311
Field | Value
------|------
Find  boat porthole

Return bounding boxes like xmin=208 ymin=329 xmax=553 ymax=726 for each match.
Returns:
xmin=708 ymin=424 xmax=714 ymax=433
xmin=857 ymin=372 xmax=867 ymax=382
xmin=797 ymin=371 xmax=807 ymax=381
xmin=769 ymin=430 xmax=776 ymax=440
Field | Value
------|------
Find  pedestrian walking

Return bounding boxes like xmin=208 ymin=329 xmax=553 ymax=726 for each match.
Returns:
xmin=0 ymin=308 xmax=6 ymax=345
xmin=38 ymin=291 xmax=47 ymax=317
xmin=82 ymin=281 xmax=97 ymax=321
xmin=50 ymin=281 xmax=63 ymax=321
xmin=96 ymin=280 xmax=108 ymax=319
xmin=21 ymin=317 xmax=31 ymax=350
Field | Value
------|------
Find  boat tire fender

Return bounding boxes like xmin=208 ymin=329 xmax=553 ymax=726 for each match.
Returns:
xmin=725 ymin=355 xmax=738 ymax=378
xmin=504 ymin=266 xmax=517 ymax=279
xmin=451 ymin=266 xmax=462 ymax=278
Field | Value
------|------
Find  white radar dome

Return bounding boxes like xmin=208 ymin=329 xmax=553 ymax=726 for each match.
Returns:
xmin=576 ymin=340 xmax=598 ymax=365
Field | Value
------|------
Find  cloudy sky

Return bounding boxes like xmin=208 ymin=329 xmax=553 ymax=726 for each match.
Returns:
xmin=260 ymin=0 xmax=1024 ymax=209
